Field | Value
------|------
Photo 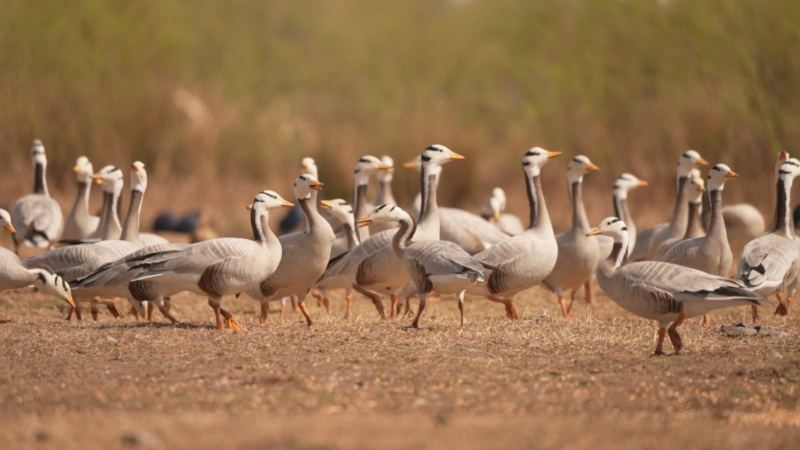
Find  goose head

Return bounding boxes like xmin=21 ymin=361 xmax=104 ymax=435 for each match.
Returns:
xmin=376 ymin=156 xmax=395 ymax=183
xmin=567 ymin=155 xmax=600 ymax=184
xmin=774 ymin=151 xmax=790 ymax=181
xmin=294 ymin=174 xmax=323 ymax=200
xmin=0 ymin=209 xmax=14 ymax=234
xmin=93 ymin=166 xmax=124 ymax=196
xmin=30 ymin=139 xmax=47 ymax=167
xmin=706 ymin=163 xmax=738 ymax=192
xmin=74 ymin=156 xmax=94 ymax=183
xmin=356 ymin=204 xmax=412 ymax=228
xmin=130 ymin=161 xmax=148 ymax=193
xmin=522 ymin=147 xmax=561 ymax=177
xmin=249 ymin=190 xmax=295 ymax=212
xmin=778 ymin=158 xmax=800 ymax=184
xmin=320 ymin=199 xmax=354 ymax=225
xmin=32 ymin=269 xmax=75 ymax=308
xmin=612 ymin=173 xmax=648 ymax=200
xmin=677 ymin=150 xmax=708 ymax=177
xmin=354 ymin=156 xmax=392 ymax=185
xmin=402 ymin=154 xmax=443 ymax=178
xmin=419 ymin=144 xmax=464 ymax=169
xmin=688 ymin=173 xmax=705 ymax=204
xmin=300 ymin=157 xmax=319 ymax=179
xmin=587 ymin=217 xmax=629 ymax=242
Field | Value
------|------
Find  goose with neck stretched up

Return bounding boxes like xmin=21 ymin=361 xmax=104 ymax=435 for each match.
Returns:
xmin=352 ymin=156 xmax=394 ymax=242
xmin=654 ymin=171 xmax=706 ymax=258
xmin=62 ymin=156 xmax=100 ymax=241
xmin=737 ymin=157 xmax=800 ymax=320
xmin=129 ymin=190 xmax=293 ymax=330
xmin=357 ymin=205 xmax=488 ymax=328
xmin=0 ymin=209 xmax=75 ymax=310
xmin=243 ymin=175 xmax=335 ymax=327
xmin=645 ymin=150 xmax=709 ymax=260
xmin=12 ymin=140 xmax=64 ymax=254
xmin=541 ymin=155 xmax=604 ymax=318
xmin=480 ymin=187 xmax=525 ymax=236
xmin=589 ymin=217 xmax=768 ymax=355
xmin=606 ymin=173 xmax=648 ymax=258
xmin=354 ymin=145 xmax=464 ymax=317
xmin=466 ymin=147 xmax=561 ymax=318
xmin=23 ymin=163 xmax=157 ymax=320
xmin=369 ymin=156 xmax=400 ymax=235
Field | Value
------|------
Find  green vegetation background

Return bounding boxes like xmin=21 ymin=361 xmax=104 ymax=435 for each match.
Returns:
xmin=1 ymin=0 xmax=798 ymax=227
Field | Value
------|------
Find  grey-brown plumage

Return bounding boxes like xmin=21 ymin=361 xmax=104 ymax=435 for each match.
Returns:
xmin=654 ymin=174 xmax=706 ymax=259
xmin=12 ymin=140 xmax=63 ymax=252
xmin=62 ymin=156 xmax=100 ymax=241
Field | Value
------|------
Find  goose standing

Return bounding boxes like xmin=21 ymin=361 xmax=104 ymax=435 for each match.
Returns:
xmin=646 ymin=150 xmax=709 ymax=260
xmin=369 ymin=156 xmax=400 ymax=234
xmin=542 ymin=155 xmax=603 ymax=318
xmin=466 ymin=148 xmax=561 ymax=318
xmin=0 ymin=209 xmax=75 ymax=309
xmin=243 ymin=175 xmax=335 ymax=326
xmin=737 ymin=158 xmax=800 ymax=320
xmin=357 ymin=205 xmax=487 ymax=327
xmin=659 ymin=164 xmax=739 ymax=327
xmin=23 ymin=163 xmax=155 ymax=320
xmin=12 ymin=140 xmax=64 ymax=254
xmin=355 ymin=146 xmax=464 ymax=317
xmin=610 ymin=173 xmax=648 ymax=258
xmin=589 ymin=217 xmax=767 ymax=355
xmin=480 ymin=187 xmax=525 ymax=236
xmin=353 ymin=157 xmax=394 ymax=242
xmin=630 ymin=151 xmax=707 ymax=261
xmin=654 ymin=173 xmax=706 ymax=259
xmin=128 ymin=190 xmax=293 ymax=330
xmin=62 ymin=156 xmax=100 ymax=241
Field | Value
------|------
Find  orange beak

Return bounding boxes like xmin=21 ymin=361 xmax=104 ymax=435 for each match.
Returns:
xmin=91 ymin=173 xmax=103 ymax=185
xmin=4 ymin=223 xmax=16 ymax=233
xmin=356 ymin=217 xmax=373 ymax=228
xmin=726 ymin=170 xmax=739 ymax=178
xmin=696 ymin=157 xmax=709 ymax=166
xmin=320 ymin=200 xmax=333 ymax=210
xmin=448 ymin=152 xmax=466 ymax=161
xmin=309 ymin=181 xmax=323 ymax=191
xmin=780 ymin=151 xmax=789 ymax=161
xmin=587 ymin=227 xmax=602 ymax=236
xmin=586 ymin=162 xmax=599 ymax=172
xmin=637 ymin=179 xmax=649 ymax=186
xmin=547 ymin=151 xmax=562 ymax=159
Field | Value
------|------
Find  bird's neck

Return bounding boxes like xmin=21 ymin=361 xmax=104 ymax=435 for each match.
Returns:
xmin=377 ymin=180 xmax=396 ymax=206
xmin=391 ymin=217 xmax=416 ymax=259
xmin=613 ymin=192 xmax=632 ymax=227
xmin=343 ymin=220 xmax=360 ymax=250
xmin=683 ymin=202 xmax=704 ymax=239
xmin=353 ymin=183 xmax=369 ymax=241
xmin=252 ymin=208 xmax=280 ymax=251
xmin=668 ymin=175 xmax=690 ymax=232
xmin=525 ymin=173 xmax=551 ymax=230
xmin=102 ymin=189 xmax=123 ymax=240
xmin=120 ymin=189 xmax=144 ymax=245
xmin=706 ymin=189 xmax=727 ymax=240
xmin=570 ymin=180 xmax=590 ymax=232
xmin=600 ymin=238 xmax=628 ymax=279
xmin=69 ymin=181 xmax=92 ymax=225
xmin=33 ymin=163 xmax=49 ymax=196
xmin=416 ymin=167 xmax=440 ymax=239
xmin=299 ymin=191 xmax=324 ymax=230
xmin=772 ymin=177 xmax=794 ymax=237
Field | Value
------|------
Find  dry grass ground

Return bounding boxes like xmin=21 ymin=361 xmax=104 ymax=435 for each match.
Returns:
xmin=1 ymin=283 xmax=798 ymax=449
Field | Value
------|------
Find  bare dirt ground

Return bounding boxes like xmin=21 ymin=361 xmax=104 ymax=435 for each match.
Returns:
xmin=1 ymin=284 xmax=798 ymax=449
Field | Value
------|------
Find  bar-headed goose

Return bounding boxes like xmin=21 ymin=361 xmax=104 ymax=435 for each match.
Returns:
xmin=611 ymin=173 xmax=648 ymax=258
xmin=12 ymin=140 xmax=64 ymax=254
xmin=354 ymin=145 xmax=464 ymax=316
xmin=654 ymin=171 xmax=706 ymax=259
xmin=480 ymin=187 xmax=525 ymax=236
xmin=243 ymin=175 xmax=335 ymax=326
xmin=737 ymin=157 xmax=800 ymax=319
xmin=353 ymin=156 xmax=393 ymax=242
xmin=542 ymin=155 xmax=603 ymax=318
xmin=369 ymin=156 xmax=399 ymax=234
xmin=589 ymin=217 xmax=768 ymax=355
xmin=357 ymin=205 xmax=488 ymax=328
xmin=645 ymin=150 xmax=709 ymax=260
xmin=466 ymin=147 xmax=561 ymax=318
xmin=62 ymin=156 xmax=100 ymax=241
xmin=659 ymin=164 xmax=739 ymax=326
xmin=1 ymin=211 xmax=74 ymax=308
xmin=129 ymin=190 xmax=293 ymax=330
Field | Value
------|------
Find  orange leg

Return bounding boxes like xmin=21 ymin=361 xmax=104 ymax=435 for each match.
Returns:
xmin=310 ymin=289 xmax=325 ymax=307
xmin=654 ymin=328 xmax=667 ymax=356
xmin=774 ymin=292 xmax=788 ymax=316
xmin=411 ymin=294 xmax=427 ymax=328
xmin=667 ymin=309 xmax=687 ymax=354
xmin=390 ymin=295 xmax=399 ymax=319
xmin=457 ymin=291 xmax=466 ymax=327
xmin=297 ymin=299 xmax=314 ymax=327
xmin=557 ymin=296 xmax=574 ymax=320
xmin=344 ymin=290 xmax=353 ymax=320
xmin=487 ymin=295 xmax=519 ymax=319
xmin=208 ymin=298 xmax=223 ymax=330
xmin=352 ymin=284 xmax=386 ymax=319
xmin=701 ymin=315 xmax=710 ymax=328
xmin=584 ymin=280 xmax=595 ymax=305
xmin=260 ymin=302 xmax=271 ymax=325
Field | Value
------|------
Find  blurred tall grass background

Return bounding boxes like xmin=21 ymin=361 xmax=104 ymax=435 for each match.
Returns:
xmin=1 ymin=0 xmax=799 ymax=237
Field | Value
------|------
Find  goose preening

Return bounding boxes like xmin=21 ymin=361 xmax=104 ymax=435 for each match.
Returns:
xmin=466 ymin=148 xmax=561 ymax=318
xmin=645 ymin=150 xmax=709 ymax=260
xmin=659 ymin=164 xmax=739 ymax=327
xmin=736 ymin=157 xmax=800 ymax=320
xmin=62 ymin=156 xmax=100 ymax=241
xmin=243 ymin=175 xmax=335 ymax=327
xmin=12 ymin=140 xmax=64 ymax=254
xmin=357 ymin=205 xmax=488 ymax=328
xmin=654 ymin=172 xmax=706 ymax=259
xmin=0 ymin=209 xmax=75 ymax=309
xmin=480 ymin=187 xmax=525 ymax=236
xmin=355 ymin=145 xmax=464 ymax=318
xmin=128 ymin=190 xmax=294 ymax=330
xmin=589 ymin=217 xmax=768 ymax=355
xmin=542 ymin=155 xmax=603 ymax=318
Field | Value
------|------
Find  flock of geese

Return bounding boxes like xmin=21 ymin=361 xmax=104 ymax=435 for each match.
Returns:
xmin=2 ymin=139 xmax=798 ymax=356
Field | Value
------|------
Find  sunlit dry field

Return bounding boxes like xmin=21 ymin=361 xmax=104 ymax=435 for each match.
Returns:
xmin=1 ymin=282 xmax=798 ymax=449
